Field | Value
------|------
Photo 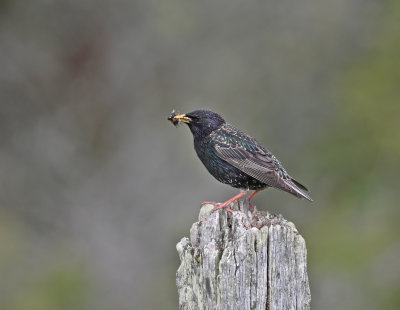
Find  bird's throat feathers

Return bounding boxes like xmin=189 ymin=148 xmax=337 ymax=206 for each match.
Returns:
xmin=185 ymin=110 xmax=226 ymax=138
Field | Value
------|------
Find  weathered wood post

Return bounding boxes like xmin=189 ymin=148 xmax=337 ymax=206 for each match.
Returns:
xmin=176 ymin=202 xmax=311 ymax=310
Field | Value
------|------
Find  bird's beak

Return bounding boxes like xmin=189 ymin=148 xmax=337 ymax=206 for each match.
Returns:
xmin=168 ymin=110 xmax=191 ymax=126
xmin=174 ymin=113 xmax=191 ymax=123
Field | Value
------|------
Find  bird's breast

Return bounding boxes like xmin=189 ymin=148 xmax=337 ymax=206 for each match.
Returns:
xmin=193 ymin=137 xmax=266 ymax=190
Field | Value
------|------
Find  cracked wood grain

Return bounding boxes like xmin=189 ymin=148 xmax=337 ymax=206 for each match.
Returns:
xmin=176 ymin=202 xmax=311 ymax=310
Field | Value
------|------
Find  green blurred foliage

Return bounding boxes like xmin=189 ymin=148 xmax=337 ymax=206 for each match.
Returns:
xmin=307 ymin=0 xmax=400 ymax=308
xmin=0 ymin=212 xmax=88 ymax=310
xmin=2 ymin=269 xmax=88 ymax=310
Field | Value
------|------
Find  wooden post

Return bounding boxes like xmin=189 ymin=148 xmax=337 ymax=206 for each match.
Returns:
xmin=176 ymin=202 xmax=311 ymax=310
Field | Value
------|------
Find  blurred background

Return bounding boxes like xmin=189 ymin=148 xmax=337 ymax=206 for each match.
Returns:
xmin=0 ymin=0 xmax=399 ymax=309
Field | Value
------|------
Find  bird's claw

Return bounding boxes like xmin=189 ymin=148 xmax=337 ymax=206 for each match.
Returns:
xmin=211 ymin=203 xmax=234 ymax=214
xmin=201 ymin=201 xmax=234 ymax=213
xmin=248 ymin=202 xmax=255 ymax=212
xmin=201 ymin=201 xmax=218 ymax=206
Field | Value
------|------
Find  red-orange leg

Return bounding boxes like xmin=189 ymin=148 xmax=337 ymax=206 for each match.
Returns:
xmin=210 ymin=191 xmax=248 ymax=213
xmin=201 ymin=201 xmax=218 ymax=206
xmin=247 ymin=190 xmax=261 ymax=211
xmin=201 ymin=201 xmax=234 ymax=213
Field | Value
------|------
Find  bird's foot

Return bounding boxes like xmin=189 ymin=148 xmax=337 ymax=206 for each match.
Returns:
xmin=201 ymin=192 xmax=248 ymax=214
xmin=201 ymin=201 xmax=218 ymax=206
xmin=248 ymin=202 xmax=255 ymax=212
xmin=247 ymin=190 xmax=260 ymax=213
xmin=210 ymin=191 xmax=248 ymax=214
xmin=201 ymin=201 xmax=234 ymax=213
xmin=210 ymin=203 xmax=234 ymax=214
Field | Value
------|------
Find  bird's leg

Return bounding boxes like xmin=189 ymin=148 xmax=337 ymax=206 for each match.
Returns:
xmin=201 ymin=201 xmax=218 ymax=206
xmin=201 ymin=201 xmax=233 ymax=213
xmin=211 ymin=191 xmax=248 ymax=213
xmin=247 ymin=190 xmax=261 ymax=211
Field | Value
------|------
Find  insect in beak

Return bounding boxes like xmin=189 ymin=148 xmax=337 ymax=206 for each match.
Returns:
xmin=167 ymin=110 xmax=191 ymax=126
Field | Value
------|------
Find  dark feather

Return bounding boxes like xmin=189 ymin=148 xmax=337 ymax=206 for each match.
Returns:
xmin=168 ymin=109 xmax=313 ymax=202
xmin=213 ymin=124 xmax=313 ymax=201
xmin=290 ymin=178 xmax=309 ymax=192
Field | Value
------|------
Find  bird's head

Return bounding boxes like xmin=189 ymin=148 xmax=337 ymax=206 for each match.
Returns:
xmin=168 ymin=109 xmax=225 ymax=138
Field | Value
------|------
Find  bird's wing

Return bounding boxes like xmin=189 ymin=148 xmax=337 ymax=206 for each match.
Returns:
xmin=212 ymin=124 xmax=312 ymax=200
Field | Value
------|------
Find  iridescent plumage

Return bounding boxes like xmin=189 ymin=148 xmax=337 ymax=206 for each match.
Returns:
xmin=168 ymin=109 xmax=312 ymax=211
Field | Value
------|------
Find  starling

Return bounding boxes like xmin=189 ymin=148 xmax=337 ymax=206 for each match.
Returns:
xmin=168 ymin=109 xmax=312 ymax=212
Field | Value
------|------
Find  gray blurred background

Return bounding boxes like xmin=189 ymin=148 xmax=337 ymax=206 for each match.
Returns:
xmin=1 ymin=0 xmax=399 ymax=309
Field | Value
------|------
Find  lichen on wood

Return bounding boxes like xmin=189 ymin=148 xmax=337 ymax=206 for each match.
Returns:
xmin=176 ymin=201 xmax=311 ymax=310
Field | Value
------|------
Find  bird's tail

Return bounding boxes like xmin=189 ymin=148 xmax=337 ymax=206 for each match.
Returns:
xmin=283 ymin=178 xmax=313 ymax=202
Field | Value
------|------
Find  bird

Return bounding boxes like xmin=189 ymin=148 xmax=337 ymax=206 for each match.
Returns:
xmin=168 ymin=109 xmax=312 ymax=213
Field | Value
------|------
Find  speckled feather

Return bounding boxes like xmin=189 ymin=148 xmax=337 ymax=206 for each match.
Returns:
xmin=174 ymin=109 xmax=312 ymax=201
xmin=194 ymin=126 xmax=267 ymax=190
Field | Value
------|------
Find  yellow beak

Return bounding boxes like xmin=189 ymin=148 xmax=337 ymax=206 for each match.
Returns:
xmin=173 ymin=113 xmax=191 ymax=123
xmin=168 ymin=110 xmax=191 ymax=126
